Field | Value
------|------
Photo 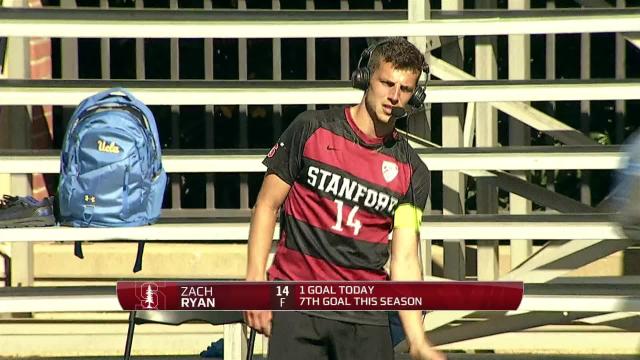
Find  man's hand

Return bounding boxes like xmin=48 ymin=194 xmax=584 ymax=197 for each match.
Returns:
xmin=244 ymin=310 xmax=273 ymax=337
xmin=409 ymin=343 xmax=447 ymax=360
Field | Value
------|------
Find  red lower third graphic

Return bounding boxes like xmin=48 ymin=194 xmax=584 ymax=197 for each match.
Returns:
xmin=116 ymin=281 xmax=524 ymax=311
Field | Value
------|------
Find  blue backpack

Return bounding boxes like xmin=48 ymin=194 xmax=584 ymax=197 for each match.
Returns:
xmin=58 ymin=88 xmax=167 ymax=271
xmin=615 ymin=132 xmax=640 ymax=240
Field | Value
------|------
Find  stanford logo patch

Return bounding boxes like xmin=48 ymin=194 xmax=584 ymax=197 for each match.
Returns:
xmin=267 ymin=142 xmax=282 ymax=158
xmin=382 ymin=161 xmax=398 ymax=182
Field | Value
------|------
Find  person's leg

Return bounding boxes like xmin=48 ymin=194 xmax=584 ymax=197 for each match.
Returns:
xmin=326 ymin=320 xmax=393 ymax=360
xmin=268 ymin=311 xmax=328 ymax=360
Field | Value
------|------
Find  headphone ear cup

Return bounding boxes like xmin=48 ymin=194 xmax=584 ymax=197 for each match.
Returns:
xmin=408 ymin=86 xmax=426 ymax=109
xmin=351 ymin=67 xmax=370 ymax=91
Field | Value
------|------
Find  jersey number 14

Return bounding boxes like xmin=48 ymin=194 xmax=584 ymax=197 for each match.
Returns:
xmin=331 ymin=199 xmax=362 ymax=236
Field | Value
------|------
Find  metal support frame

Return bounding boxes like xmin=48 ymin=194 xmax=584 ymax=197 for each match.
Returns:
xmin=408 ymin=0 xmax=636 ymax=332
xmin=493 ymin=171 xmax=595 ymax=213
xmin=428 ymin=56 xmax=598 ymax=145
xmin=425 ymin=311 xmax=602 ymax=347
xmin=418 ymin=237 xmax=638 ymax=343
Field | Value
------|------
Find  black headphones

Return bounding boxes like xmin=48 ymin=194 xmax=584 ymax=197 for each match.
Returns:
xmin=351 ymin=39 xmax=429 ymax=109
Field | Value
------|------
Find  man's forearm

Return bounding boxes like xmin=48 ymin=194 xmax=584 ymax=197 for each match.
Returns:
xmin=246 ymin=204 xmax=278 ymax=281
xmin=392 ymin=258 xmax=430 ymax=350
xmin=390 ymin=227 xmax=433 ymax=352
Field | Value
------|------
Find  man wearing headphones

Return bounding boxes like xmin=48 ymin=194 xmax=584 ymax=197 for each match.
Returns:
xmin=245 ymin=37 xmax=445 ymax=360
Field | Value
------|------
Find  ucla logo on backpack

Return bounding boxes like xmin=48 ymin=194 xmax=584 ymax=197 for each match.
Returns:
xmin=97 ymin=139 xmax=121 ymax=154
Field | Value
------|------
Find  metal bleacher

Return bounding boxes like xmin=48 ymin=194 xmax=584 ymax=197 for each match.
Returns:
xmin=1 ymin=0 xmax=640 ymax=358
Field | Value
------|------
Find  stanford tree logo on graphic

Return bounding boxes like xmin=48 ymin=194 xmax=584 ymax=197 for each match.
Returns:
xmin=139 ymin=282 xmax=159 ymax=310
xmin=382 ymin=161 xmax=398 ymax=182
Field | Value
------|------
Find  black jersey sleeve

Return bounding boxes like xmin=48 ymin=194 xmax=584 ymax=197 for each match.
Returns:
xmin=401 ymin=150 xmax=431 ymax=211
xmin=262 ymin=111 xmax=315 ymax=185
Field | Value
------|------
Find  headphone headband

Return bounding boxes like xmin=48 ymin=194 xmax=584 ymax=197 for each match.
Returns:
xmin=351 ymin=39 xmax=428 ymax=109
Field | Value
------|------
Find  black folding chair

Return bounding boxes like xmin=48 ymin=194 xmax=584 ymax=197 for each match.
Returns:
xmin=124 ymin=310 xmax=256 ymax=360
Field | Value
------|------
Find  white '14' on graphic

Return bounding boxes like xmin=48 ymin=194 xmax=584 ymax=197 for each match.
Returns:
xmin=331 ymin=199 xmax=362 ymax=236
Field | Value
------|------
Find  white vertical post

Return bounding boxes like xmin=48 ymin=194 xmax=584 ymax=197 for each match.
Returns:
xmin=239 ymin=0 xmax=249 ymax=209
xmin=407 ymin=0 xmax=431 ymax=141
xmin=135 ymin=0 xmax=145 ymax=80
xmin=615 ymin=0 xmax=626 ymax=144
xmin=169 ymin=0 xmax=182 ymax=209
xmin=224 ymin=323 xmax=248 ymax=360
xmin=408 ymin=0 xmax=433 ymax=277
xmin=475 ymin=0 xmax=499 ymax=280
xmin=544 ymin=0 xmax=556 ymax=194
xmin=580 ymin=32 xmax=591 ymax=206
xmin=508 ymin=0 xmax=532 ymax=269
xmin=440 ymin=0 xmax=466 ymax=280
xmin=340 ymin=0 xmax=350 ymax=81
xmin=60 ymin=0 xmax=78 ymax=80
xmin=272 ymin=0 xmax=283 ymax=143
xmin=204 ymin=0 xmax=216 ymax=210
xmin=60 ymin=0 xmax=77 ymax=132
xmin=99 ymin=0 xmax=110 ymax=79
xmin=306 ymin=0 xmax=316 ymax=111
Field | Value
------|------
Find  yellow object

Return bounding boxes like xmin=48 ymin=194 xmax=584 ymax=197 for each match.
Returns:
xmin=97 ymin=139 xmax=121 ymax=154
xmin=393 ymin=203 xmax=422 ymax=231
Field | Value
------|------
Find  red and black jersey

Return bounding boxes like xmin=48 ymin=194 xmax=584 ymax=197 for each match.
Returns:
xmin=263 ymin=107 xmax=430 ymax=325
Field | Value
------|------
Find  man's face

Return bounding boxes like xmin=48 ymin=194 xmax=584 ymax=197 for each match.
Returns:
xmin=365 ymin=60 xmax=420 ymax=124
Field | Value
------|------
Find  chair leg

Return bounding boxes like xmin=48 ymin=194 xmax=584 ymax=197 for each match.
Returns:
xmin=246 ymin=328 xmax=256 ymax=360
xmin=124 ymin=311 xmax=136 ymax=360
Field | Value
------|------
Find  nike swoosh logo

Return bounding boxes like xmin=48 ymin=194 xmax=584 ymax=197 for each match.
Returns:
xmin=326 ymin=145 xmax=339 ymax=151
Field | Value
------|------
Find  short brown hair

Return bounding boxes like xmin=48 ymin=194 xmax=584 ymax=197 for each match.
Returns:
xmin=368 ymin=37 xmax=426 ymax=76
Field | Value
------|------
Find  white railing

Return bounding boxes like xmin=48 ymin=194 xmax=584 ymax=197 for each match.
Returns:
xmin=1 ymin=79 xmax=639 ymax=105
xmin=0 ymin=216 xmax=624 ymax=242
xmin=0 ymin=146 xmax=626 ymax=173
xmin=1 ymin=8 xmax=640 ymax=37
